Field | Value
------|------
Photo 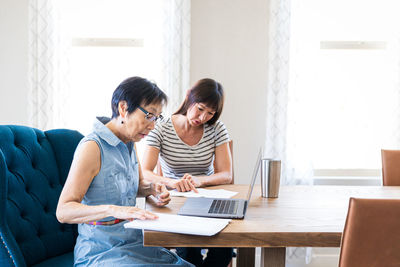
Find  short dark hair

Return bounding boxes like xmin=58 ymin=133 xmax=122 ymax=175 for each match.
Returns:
xmin=174 ymin=78 xmax=224 ymax=125
xmin=111 ymin=77 xmax=167 ymax=118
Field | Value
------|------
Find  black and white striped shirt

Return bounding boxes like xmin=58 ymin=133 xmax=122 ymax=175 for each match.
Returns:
xmin=145 ymin=117 xmax=230 ymax=179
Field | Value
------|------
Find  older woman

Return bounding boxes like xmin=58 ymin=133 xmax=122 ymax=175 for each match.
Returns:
xmin=142 ymin=78 xmax=233 ymax=267
xmin=56 ymin=77 xmax=193 ymax=267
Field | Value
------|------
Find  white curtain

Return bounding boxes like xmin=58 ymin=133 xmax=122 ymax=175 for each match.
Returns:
xmin=160 ymin=0 xmax=191 ymax=116
xmin=28 ymin=0 xmax=70 ymax=130
xmin=265 ymin=0 xmax=313 ymax=186
xmin=265 ymin=0 xmax=313 ymax=264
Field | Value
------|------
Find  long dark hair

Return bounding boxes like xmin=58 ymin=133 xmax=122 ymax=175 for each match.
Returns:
xmin=111 ymin=76 xmax=167 ymax=118
xmin=174 ymin=78 xmax=224 ymax=125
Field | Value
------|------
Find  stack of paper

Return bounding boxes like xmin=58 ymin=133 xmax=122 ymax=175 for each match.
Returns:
xmin=124 ymin=213 xmax=231 ymax=236
xmin=169 ymin=188 xmax=238 ymax=198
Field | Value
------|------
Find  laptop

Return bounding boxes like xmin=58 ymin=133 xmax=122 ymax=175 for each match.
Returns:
xmin=178 ymin=148 xmax=262 ymax=219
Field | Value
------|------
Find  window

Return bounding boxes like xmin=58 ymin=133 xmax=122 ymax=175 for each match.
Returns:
xmin=289 ymin=0 xmax=400 ymax=176
xmin=59 ymin=0 xmax=164 ymax=135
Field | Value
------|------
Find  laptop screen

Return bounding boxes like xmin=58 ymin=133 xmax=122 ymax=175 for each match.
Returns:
xmin=245 ymin=148 xmax=263 ymax=202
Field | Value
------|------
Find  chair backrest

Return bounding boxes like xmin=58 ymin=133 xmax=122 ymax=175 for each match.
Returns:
xmin=381 ymin=149 xmax=400 ymax=185
xmin=338 ymin=198 xmax=400 ymax=267
xmin=0 ymin=125 xmax=83 ymax=266
xmin=157 ymin=140 xmax=234 ymax=184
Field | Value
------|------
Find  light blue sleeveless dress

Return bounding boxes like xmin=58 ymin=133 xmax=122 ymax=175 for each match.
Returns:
xmin=74 ymin=117 xmax=193 ymax=267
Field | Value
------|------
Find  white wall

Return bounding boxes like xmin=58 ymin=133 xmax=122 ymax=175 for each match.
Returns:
xmin=191 ymin=0 xmax=269 ymax=184
xmin=0 ymin=0 xmax=29 ymax=125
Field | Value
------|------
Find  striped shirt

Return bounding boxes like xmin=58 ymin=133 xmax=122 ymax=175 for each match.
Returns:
xmin=145 ymin=117 xmax=230 ymax=179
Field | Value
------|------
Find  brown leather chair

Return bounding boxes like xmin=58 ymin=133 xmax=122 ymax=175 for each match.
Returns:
xmin=157 ymin=140 xmax=234 ymax=184
xmin=381 ymin=149 xmax=400 ymax=185
xmin=338 ymin=198 xmax=400 ymax=267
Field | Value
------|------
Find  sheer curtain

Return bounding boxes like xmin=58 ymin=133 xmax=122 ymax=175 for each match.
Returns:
xmin=28 ymin=0 xmax=190 ymax=130
xmin=29 ymin=0 xmax=70 ymax=130
xmin=160 ymin=0 xmax=191 ymax=116
xmin=265 ymin=0 xmax=313 ymax=186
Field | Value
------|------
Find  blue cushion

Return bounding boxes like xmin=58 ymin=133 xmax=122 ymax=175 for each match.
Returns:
xmin=0 ymin=125 xmax=83 ymax=266
xmin=31 ymin=252 xmax=73 ymax=267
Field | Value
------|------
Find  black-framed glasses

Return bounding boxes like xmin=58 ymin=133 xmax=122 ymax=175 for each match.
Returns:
xmin=138 ymin=106 xmax=163 ymax=122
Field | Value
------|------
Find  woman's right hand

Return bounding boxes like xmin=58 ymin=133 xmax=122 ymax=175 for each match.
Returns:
xmin=111 ymin=205 xmax=158 ymax=221
xmin=168 ymin=177 xmax=198 ymax=193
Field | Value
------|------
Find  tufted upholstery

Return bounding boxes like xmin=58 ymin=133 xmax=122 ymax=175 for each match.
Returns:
xmin=0 ymin=125 xmax=83 ymax=267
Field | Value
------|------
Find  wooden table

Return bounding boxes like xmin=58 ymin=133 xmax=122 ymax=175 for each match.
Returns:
xmin=144 ymin=185 xmax=400 ymax=267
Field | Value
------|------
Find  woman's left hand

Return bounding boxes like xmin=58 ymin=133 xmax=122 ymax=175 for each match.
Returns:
xmin=182 ymin=173 xmax=202 ymax=188
xmin=151 ymin=183 xmax=171 ymax=206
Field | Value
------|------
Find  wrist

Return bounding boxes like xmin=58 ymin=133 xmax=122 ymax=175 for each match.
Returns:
xmin=145 ymin=182 xmax=155 ymax=196
xmin=194 ymin=176 xmax=204 ymax=187
xmin=107 ymin=204 xmax=117 ymax=218
xmin=164 ymin=177 xmax=175 ymax=189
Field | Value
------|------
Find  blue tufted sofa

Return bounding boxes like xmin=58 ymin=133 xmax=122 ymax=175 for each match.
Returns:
xmin=0 ymin=125 xmax=83 ymax=267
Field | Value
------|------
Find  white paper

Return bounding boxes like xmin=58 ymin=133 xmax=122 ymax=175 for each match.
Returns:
xmin=169 ymin=188 xmax=238 ymax=198
xmin=123 ymin=213 xmax=231 ymax=236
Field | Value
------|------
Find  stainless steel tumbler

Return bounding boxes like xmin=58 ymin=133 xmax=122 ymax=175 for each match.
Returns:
xmin=261 ymin=159 xmax=281 ymax=198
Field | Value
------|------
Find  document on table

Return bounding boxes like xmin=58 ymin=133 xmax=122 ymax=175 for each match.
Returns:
xmin=169 ymin=188 xmax=238 ymax=198
xmin=124 ymin=213 xmax=231 ymax=236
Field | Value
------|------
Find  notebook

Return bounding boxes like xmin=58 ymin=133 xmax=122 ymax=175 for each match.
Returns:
xmin=178 ymin=148 xmax=262 ymax=219
xmin=124 ymin=213 xmax=231 ymax=236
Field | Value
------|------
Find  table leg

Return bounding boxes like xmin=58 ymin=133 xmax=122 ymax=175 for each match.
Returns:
xmin=236 ymin=248 xmax=255 ymax=267
xmin=261 ymin=247 xmax=286 ymax=267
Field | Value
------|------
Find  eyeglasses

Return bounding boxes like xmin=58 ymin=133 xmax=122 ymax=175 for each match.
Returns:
xmin=138 ymin=106 xmax=163 ymax=122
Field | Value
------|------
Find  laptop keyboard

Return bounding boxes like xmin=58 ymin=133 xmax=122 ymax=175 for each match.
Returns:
xmin=208 ymin=199 xmax=239 ymax=214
